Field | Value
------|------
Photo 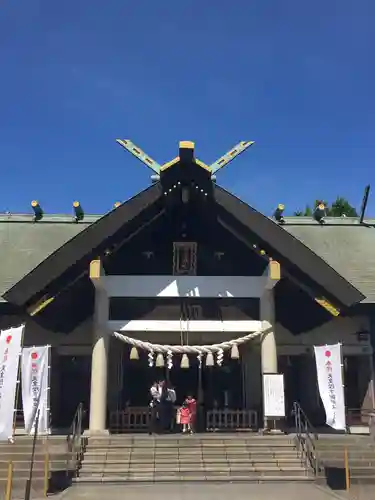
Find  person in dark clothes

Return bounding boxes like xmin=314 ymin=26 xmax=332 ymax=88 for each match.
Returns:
xmin=149 ymin=381 xmax=161 ymax=435
xmin=164 ymin=382 xmax=176 ymax=432
xmin=158 ymin=379 xmax=170 ymax=433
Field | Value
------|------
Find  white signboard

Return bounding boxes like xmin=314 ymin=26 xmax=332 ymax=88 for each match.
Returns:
xmin=263 ymin=373 xmax=285 ymax=418
xmin=314 ymin=343 xmax=346 ymax=431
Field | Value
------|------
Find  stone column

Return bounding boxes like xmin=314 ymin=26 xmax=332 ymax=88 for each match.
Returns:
xmin=260 ymin=289 xmax=278 ymax=373
xmin=260 ymin=260 xmax=280 ymax=429
xmin=88 ymin=260 xmax=110 ymax=435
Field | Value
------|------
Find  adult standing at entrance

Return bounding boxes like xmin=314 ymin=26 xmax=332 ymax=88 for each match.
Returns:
xmin=165 ymin=382 xmax=177 ymax=432
xmin=149 ymin=381 xmax=162 ymax=434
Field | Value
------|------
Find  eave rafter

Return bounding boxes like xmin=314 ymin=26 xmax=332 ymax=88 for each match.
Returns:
xmin=217 ymin=215 xmax=342 ymax=317
xmin=214 ymin=184 xmax=364 ymax=310
xmin=4 ymin=184 xmax=164 ymax=308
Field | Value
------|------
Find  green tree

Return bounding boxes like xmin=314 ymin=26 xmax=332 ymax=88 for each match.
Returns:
xmin=294 ymin=197 xmax=358 ymax=217
xmin=328 ymin=197 xmax=358 ymax=217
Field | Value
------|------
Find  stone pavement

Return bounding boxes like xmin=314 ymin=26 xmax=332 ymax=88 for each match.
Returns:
xmin=17 ymin=483 xmax=358 ymax=500
xmin=11 ymin=482 xmax=375 ymax=500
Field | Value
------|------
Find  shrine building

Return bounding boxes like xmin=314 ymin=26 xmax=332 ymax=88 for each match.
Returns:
xmin=0 ymin=140 xmax=374 ymax=434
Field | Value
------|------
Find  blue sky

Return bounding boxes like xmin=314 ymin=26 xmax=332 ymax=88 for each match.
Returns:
xmin=1 ymin=0 xmax=374 ymax=216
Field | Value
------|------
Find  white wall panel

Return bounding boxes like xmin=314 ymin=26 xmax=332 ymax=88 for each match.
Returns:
xmin=102 ymin=275 xmax=267 ymax=298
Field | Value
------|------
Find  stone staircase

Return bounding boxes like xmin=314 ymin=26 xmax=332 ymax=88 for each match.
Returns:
xmin=0 ymin=436 xmax=70 ymax=497
xmin=316 ymin=435 xmax=375 ymax=485
xmin=75 ymin=434 xmax=313 ymax=483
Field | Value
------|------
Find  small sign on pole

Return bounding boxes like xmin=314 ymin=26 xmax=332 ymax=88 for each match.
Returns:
xmin=263 ymin=373 xmax=286 ymax=418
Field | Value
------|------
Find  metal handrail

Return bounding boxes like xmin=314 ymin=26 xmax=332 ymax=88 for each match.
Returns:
xmin=66 ymin=403 xmax=86 ymax=476
xmin=292 ymin=401 xmax=320 ymax=476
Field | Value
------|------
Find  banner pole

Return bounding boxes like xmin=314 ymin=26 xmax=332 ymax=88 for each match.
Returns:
xmin=47 ymin=345 xmax=51 ymax=435
xmin=340 ymin=343 xmax=347 ymax=432
xmin=43 ymin=448 xmax=49 ymax=497
xmin=24 ymin=409 xmax=40 ymax=500
xmin=11 ymin=325 xmax=25 ymax=441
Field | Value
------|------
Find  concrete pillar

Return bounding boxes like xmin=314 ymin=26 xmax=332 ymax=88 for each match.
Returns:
xmin=260 ymin=287 xmax=278 ymax=429
xmin=260 ymin=288 xmax=278 ymax=373
xmin=88 ymin=260 xmax=110 ymax=434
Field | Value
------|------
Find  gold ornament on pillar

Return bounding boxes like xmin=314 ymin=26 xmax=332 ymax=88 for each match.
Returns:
xmin=130 ymin=347 xmax=139 ymax=360
xmin=205 ymin=352 xmax=214 ymax=367
xmin=156 ymin=353 xmax=165 ymax=367
xmin=180 ymin=354 xmax=190 ymax=369
xmin=230 ymin=344 xmax=240 ymax=359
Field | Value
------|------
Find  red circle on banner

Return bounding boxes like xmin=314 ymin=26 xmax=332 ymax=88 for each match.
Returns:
xmin=6 ymin=335 xmax=12 ymax=344
xmin=325 ymin=350 xmax=331 ymax=358
xmin=31 ymin=352 xmax=38 ymax=360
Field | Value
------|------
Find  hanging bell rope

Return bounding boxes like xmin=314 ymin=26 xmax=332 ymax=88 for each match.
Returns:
xmin=113 ymin=321 xmax=271 ymax=358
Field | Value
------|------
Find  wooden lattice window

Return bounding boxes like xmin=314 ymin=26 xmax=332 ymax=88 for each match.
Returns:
xmin=173 ymin=242 xmax=197 ymax=276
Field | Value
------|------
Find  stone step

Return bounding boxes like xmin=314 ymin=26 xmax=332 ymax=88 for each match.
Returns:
xmin=0 ymin=469 xmax=49 ymax=480
xmin=344 ymin=467 xmax=375 ymax=476
xmin=0 ymin=460 xmax=67 ymax=471
xmin=81 ymin=463 xmax=305 ymax=473
xmin=88 ymin=436 xmax=293 ymax=442
xmin=79 ymin=467 xmax=306 ymax=477
xmin=80 ymin=466 xmax=308 ymax=476
xmin=73 ymin=474 xmax=313 ymax=483
xmin=87 ymin=442 xmax=296 ymax=449
xmin=85 ymin=448 xmax=297 ymax=457
xmin=0 ymin=452 xmax=69 ymax=462
xmin=316 ymin=442 xmax=375 ymax=449
xmin=0 ymin=478 xmax=46 ymax=495
xmin=83 ymin=457 xmax=303 ymax=465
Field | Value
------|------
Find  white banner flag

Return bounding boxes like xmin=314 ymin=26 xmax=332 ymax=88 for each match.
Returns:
xmin=21 ymin=346 xmax=50 ymax=435
xmin=314 ymin=343 xmax=346 ymax=431
xmin=0 ymin=326 xmax=24 ymax=440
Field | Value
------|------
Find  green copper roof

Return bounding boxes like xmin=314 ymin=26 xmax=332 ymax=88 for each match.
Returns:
xmin=0 ymin=213 xmax=375 ymax=303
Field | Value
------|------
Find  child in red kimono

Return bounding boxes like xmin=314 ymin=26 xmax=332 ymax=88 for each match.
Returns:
xmin=180 ymin=395 xmax=197 ymax=434
xmin=179 ymin=403 xmax=191 ymax=433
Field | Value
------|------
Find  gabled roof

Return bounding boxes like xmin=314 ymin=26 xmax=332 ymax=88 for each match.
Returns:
xmin=0 ymin=185 xmax=372 ymax=309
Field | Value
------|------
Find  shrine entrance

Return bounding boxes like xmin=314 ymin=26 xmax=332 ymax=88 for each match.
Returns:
xmin=109 ymin=342 xmax=250 ymax=433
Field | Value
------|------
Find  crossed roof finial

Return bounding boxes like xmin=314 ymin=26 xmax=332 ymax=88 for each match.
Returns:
xmin=115 ymin=139 xmax=255 ymax=178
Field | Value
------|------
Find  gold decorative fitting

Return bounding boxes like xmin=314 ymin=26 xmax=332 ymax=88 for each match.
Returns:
xmin=179 ymin=141 xmax=195 ymax=150
xmin=315 ymin=297 xmax=340 ymax=316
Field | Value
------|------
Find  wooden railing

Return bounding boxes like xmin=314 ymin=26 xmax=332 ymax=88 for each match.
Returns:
xmin=109 ymin=407 xmax=258 ymax=433
xmin=346 ymin=408 xmax=374 ymax=427
xmin=206 ymin=409 xmax=258 ymax=431
xmin=110 ymin=407 xmax=150 ymax=433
